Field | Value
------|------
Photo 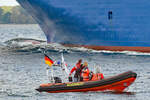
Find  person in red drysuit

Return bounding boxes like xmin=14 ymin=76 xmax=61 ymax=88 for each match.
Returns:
xmin=69 ymin=59 xmax=84 ymax=82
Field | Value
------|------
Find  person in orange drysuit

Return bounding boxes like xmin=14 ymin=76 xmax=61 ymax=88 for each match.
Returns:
xmin=81 ymin=62 xmax=90 ymax=81
xmin=91 ymin=67 xmax=104 ymax=81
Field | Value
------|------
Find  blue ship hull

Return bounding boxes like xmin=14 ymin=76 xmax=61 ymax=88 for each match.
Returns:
xmin=16 ymin=0 xmax=150 ymax=52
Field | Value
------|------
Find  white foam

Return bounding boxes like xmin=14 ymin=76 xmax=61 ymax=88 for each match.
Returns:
xmin=3 ymin=38 xmax=150 ymax=55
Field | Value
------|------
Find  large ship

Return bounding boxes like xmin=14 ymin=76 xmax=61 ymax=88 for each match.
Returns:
xmin=16 ymin=0 xmax=150 ymax=52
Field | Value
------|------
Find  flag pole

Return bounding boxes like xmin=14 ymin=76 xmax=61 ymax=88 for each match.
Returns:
xmin=44 ymin=53 xmax=55 ymax=83
xmin=44 ymin=42 xmax=54 ymax=83
xmin=46 ymin=66 xmax=55 ymax=83
xmin=46 ymin=67 xmax=51 ymax=82
xmin=50 ymin=65 xmax=55 ymax=83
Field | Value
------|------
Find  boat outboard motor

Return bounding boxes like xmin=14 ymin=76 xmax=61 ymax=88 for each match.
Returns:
xmin=54 ymin=77 xmax=62 ymax=83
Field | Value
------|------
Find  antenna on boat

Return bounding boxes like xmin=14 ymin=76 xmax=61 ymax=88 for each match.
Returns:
xmin=61 ymin=53 xmax=69 ymax=77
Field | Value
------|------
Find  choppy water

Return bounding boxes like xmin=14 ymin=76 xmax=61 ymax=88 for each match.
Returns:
xmin=0 ymin=24 xmax=150 ymax=100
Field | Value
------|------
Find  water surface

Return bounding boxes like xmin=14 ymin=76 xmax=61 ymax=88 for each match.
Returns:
xmin=0 ymin=24 xmax=149 ymax=100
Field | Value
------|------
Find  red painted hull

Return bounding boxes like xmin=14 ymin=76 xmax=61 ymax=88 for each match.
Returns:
xmin=63 ymin=44 xmax=150 ymax=53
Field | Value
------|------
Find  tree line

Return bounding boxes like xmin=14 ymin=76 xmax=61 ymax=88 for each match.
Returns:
xmin=0 ymin=6 xmax=36 ymax=24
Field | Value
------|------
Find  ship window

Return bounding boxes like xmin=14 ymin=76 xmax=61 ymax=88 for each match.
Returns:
xmin=108 ymin=11 xmax=113 ymax=20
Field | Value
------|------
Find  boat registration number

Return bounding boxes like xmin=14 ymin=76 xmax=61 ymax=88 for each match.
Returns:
xmin=67 ymin=82 xmax=84 ymax=86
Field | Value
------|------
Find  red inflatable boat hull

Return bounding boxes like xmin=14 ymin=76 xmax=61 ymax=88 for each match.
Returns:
xmin=36 ymin=71 xmax=136 ymax=93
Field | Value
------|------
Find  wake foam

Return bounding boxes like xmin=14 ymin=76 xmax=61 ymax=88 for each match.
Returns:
xmin=2 ymin=38 xmax=150 ymax=55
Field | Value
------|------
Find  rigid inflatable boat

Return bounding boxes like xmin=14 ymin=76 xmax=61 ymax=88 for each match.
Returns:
xmin=36 ymin=71 xmax=137 ymax=93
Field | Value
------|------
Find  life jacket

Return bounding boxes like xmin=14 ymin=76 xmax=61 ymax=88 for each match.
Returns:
xmin=91 ymin=73 xmax=104 ymax=81
xmin=97 ymin=73 xmax=104 ymax=80
xmin=82 ymin=67 xmax=90 ymax=81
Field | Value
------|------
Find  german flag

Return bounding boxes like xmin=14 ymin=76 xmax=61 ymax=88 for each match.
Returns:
xmin=44 ymin=54 xmax=54 ymax=67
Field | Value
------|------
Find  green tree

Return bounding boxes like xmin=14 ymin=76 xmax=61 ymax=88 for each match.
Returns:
xmin=0 ymin=6 xmax=36 ymax=24
xmin=10 ymin=6 xmax=36 ymax=24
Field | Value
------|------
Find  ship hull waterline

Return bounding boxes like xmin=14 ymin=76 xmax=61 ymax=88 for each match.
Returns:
xmin=63 ymin=44 xmax=150 ymax=53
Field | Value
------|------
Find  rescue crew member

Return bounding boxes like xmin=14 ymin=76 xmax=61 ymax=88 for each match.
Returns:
xmin=69 ymin=59 xmax=84 ymax=82
xmin=82 ymin=62 xmax=90 ymax=81
xmin=95 ymin=67 xmax=104 ymax=80
xmin=97 ymin=72 xmax=104 ymax=80
xmin=86 ymin=66 xmax=104 ymax=81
